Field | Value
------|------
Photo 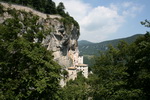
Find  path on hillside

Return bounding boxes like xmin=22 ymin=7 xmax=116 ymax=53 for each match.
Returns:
xmin=0 ymin=2 xmax=61 ymax=19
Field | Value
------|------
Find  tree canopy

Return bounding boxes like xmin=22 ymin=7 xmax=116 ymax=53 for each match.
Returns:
xmin=0 ymin=0 xmax=57 ymax=14
xmin=0 ymin=7 xmax=61 ymax=99
xmin=0 ymin=0 xmax=79 ymax=28
xmin=89 ymin=19 xmax=150 ymax=100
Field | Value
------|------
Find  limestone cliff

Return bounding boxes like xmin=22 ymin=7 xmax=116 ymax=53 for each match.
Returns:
xmin=41 ymin=18 xmax=80 ymax=68
xmin=0 ymin=2 xmax=80 ymax=68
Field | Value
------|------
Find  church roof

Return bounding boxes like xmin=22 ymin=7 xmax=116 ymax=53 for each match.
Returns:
xmin=68 ymin=67 xmax=76 ymax=70
xmin=76 ymin=63 xmax=88 ymax=67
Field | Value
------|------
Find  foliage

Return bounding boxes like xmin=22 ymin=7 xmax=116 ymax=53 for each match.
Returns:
xmin=57 ymin=2 xmax=65 ymax=16
xmin=127 ymin=21 xmax=150 ymax=99
xmin=0 ymin=9 xmax=61 ymax=99
xmin=90 ymin=42 xmax=142 ymax=100
xmin=0 ymin=0 xmax=57 ymax=14
xmin=60 ymin=72 xmax=89 ymax=100
xmin=0 ymin=3 xmax=4 ymax=14
xmin=0 ymin=0 xmax=80 ymax=29
xmin=62 ymin=69 xmax=68 ymax=79
xmin=83 ymin=55 xmax=94 ymax=68
xmin=89 ymin=19 xmax=150 ymax=99
xmin=141 ymin=19 xmax=150 ymax=28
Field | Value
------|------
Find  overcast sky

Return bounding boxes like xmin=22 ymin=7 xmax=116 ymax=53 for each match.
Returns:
xmin=55 ymin=0 xmax=150 ymax=42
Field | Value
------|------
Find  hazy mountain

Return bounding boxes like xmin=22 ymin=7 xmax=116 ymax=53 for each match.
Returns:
xmin=78 ymin=40 xmax=93 ymax=45
xmin=79 ymin=34 xmax=143 ymax=55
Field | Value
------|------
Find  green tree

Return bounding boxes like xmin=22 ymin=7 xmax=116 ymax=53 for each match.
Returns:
xmin=0 ymin=4 xmax=4 ymax=14
xmin=91 ymin=43 xmax=142 ymax=100
xmin=127 ymin=20 xmax=150 ymax=99
xmin=60 ymin=72 xmax=89 ymax=100
xmin=45 ymin=0 xmax=57 ymax=14
xmin=57 ymin=2 xmax=65 ymax=16
xmin=0 ymin=11 xmax=61 ymax=100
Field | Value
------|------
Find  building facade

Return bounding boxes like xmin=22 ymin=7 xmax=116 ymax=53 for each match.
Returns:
xmin=67 ymin=67 xmax=77 ymax=80
xmin=76 ymin=64 xmax=88 ymax=78
xmin=67 ymin=50 xmax=88 ymax=80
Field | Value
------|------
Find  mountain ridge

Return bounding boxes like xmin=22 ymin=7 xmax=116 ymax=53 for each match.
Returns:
xmin=78 ymin=40 xmax=94 ymax=45
xmin=79 ymin=34 xmax=143 ymax=55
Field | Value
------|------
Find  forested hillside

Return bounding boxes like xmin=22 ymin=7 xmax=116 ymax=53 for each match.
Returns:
xmin=79 ymin=34 xmax=143 ymax=67
xmin=79 ymin=34 xmax=143 ymax=55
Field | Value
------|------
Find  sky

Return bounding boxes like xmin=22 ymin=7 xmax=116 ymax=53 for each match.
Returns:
xmin=54 ymin=0 xmax=150 ymax=42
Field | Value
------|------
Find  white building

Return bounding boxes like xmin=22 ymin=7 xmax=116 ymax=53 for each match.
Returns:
xmin=78 ymin=56 xmax=83 ymax=64
xmin=67 ymin=67 xmax=77 ymax=80
xmin=66 ymin=50 xmax=88 ymax=82
xmin=76 ymin=64 xmax=88 ymax=78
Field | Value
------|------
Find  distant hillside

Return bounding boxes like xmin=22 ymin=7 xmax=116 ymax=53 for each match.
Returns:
xmin=78 ymin=40 xmax=94 ymax=45
xmin=79 ymin=34 xmax=143 ymax=55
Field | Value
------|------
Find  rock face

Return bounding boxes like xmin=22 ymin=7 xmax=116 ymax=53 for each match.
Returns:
xmin=0 ymin=2 xmax=80 ymax=68
xmin=41 ymin=19 xmax=80 ymax=68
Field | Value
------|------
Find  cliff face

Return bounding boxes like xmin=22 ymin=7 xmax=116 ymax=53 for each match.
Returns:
xmin=41 ymin=18 xmax=80 ymax=67
xmin=0 ymin=2 xmax=80 ymax=68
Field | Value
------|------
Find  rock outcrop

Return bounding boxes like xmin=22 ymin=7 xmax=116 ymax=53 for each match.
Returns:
xmin=0 ymin=2 xmax=80 ymax=68
xmin=41 ymin=18 xmax=80 ymax=68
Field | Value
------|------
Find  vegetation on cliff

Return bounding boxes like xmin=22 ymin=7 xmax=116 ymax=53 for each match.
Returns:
xmin=0 ymin=0 xmax=79 ymax=29
xmin=0 ymin=0 xmax=57 ymax=14
xmin=0 ymin=4 xmax=61 ymax=99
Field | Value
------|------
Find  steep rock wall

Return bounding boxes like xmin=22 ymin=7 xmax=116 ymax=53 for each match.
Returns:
xmin=41 ymin=18 xmax=80 ymax=68
xmin=0 ymin=2 xmax=80 ymax=68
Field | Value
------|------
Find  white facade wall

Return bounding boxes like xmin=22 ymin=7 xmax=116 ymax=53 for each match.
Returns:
xmin=78 ymin=56 xmax=83 ymax=64
xmin=67 ymin=68 xmax=77 ymax=80
xmin=82 ymin=66 xmax=88 ymax=78
xmin=76 ymin=64 xmax=88 ymax=78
